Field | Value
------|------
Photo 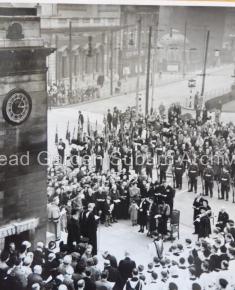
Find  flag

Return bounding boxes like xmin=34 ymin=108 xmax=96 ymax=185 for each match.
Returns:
xmin=72 ymin=126 xmax=76 ymax=139
xmin=55 ymin=125 xmax=58 ymax=144
xmin=66 ymin=121 xmax=71 ymax=143
xmin=77 ymin=125 xmax=81 ymax=142
xmin=87 ymin=117 xmax=91 ymax=136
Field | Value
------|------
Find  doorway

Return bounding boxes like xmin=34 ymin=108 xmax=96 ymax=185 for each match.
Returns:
xmin=4 ymin=230 xmax=30 ymax=250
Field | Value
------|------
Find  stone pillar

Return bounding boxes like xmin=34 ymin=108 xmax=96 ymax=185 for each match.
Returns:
xmin=0 ymin=7 xmax=55 ymax=247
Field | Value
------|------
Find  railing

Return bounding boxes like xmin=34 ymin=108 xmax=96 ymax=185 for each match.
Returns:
xmin=182 ymin=85 xmax=232 ymax=110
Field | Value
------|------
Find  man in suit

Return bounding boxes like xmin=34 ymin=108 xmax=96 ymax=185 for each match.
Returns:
xmin=118 ymin=251 xmax=136 ymax=283
xmin=57 ymin=138 xmax=66 ymax=164
xmin=102 ymin=251 xmax=118 ymax=268
xmin=79 ymin=203 xmax=98 ymax=255
xmin=107 ymin=109 xmax=113 ymax=131
xmin=95 ymin=271 xmax=113 ymax=290
xmin=78 ymin=111 xmax=84 ymax=131
xmin=67 ymin=208 xmax=81 ymax=252
xmin=103 ymin=260 xmax=120 ymax=284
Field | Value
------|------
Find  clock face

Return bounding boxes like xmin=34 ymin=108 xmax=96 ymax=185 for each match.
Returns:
xmin=2 ymin=89 xmax=32 ymax=125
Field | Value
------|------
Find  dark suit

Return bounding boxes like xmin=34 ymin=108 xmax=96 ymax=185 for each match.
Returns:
xmin=118 ymin=257 xmax=136 ymax=282
xmin=80 ymin=211 xmax=98 ymax=255
xmin=105 ymin=265 xmax=120 ymax=283
xmin=84 ymin=276 xmax=96 ymax=290
xmin=67 ymin=217 xmax=81 ymax=251
xmin=106 ymin=254 xmax=118 ymax=268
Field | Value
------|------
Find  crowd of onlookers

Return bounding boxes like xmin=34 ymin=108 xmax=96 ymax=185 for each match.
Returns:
xmin=1 ymin=217 xmax=235 ymax=290
xmin=2 ymin=100 xmax=235 ymax=290
xmin=48 ymin=83 xmax=101 ymax=107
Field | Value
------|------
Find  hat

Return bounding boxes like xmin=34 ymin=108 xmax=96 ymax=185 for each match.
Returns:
xmin=63 ymin=255 xmax=72 ymax=265
xmin=56 ymin=274 xmax=64 ymax=282
xmin=58 ymin=285 xmax=68 ymax=290
xmin=32 ymin=283 xmax=40 ymax=290
xmin=22 ymin=241 xmax=31 ymax=249
xmin=185 ymin=239 xmax=192 ymax=245
xmin=65 ymin=265 xmax=74 ymax=275
xmin=151 ymin=271 xmax=158 ymax=280
xmin=219 ymin=278 xmax=228 ymax=288
xmin=23 ymin=256 xmax=32 ymax=266
xmin=36 ymin=242 xmax=44 ymax=249
xmin=104 ymin=260 xmax=110 ymax=266
xmin=48 ymin=253 xmax=56 ymax=260
xmin=161 ymin=270 xmax=168 ymax=278
xmin=77 ymin=279 xmax=85 ymax=288
xmin=71 ymin=252 xmax=80 ymax=260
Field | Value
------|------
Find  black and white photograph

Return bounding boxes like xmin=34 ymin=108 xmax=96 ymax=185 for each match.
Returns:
xmin=1 ymin=1 xmax=235 ymax=289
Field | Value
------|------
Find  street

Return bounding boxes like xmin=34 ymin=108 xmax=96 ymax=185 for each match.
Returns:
xmin=48 ymin=64 xmax=235 ymax=266
xmin=48 ymin=64 xmax=234 ymax=157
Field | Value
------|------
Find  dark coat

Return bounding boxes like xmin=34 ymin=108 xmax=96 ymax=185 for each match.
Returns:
xmin=118 ymin=257 xmax=136 ymax=282
xmin=84 ymin=276 xmax=96 ymax=290
xmin=106 ymin=254 xmax=118 ymax=268
xmin=105 ymin=265 xmax=120 ymax=283
xmin=197 ymin=215 xmax=211 ymax=238
xmin=80 ymin=211 xmax=98 ymax=255
xmin=67 ymin=217 xmax=81 ymax=249
xmin=137 ymin=199 xmax=149 ymax=226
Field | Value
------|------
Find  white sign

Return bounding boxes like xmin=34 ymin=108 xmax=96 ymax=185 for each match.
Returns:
xmin=167 ymin=64 xmax=179 ymax=72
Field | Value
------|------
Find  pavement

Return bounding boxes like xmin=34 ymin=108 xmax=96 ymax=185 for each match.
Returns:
xmin=52 ymin=64 xmax=234 ymax=114
xmin=97 ymin=173 xmax=235 ymax=266
xmin=48 ymin=172 xmax=235 ymax=267
xmin=48 ymin=64 xmax=234 ymax=157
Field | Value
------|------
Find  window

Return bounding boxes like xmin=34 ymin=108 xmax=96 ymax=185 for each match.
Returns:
xmin=62 ymin=56 xmax=67 ymax=78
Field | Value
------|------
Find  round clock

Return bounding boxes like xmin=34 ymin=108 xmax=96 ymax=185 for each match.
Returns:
xmin=2 ymin=89 xmax=32 ymax=125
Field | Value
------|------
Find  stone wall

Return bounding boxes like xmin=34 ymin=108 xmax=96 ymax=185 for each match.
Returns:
xmin=0 ymin=71 xmax=48 ymax=246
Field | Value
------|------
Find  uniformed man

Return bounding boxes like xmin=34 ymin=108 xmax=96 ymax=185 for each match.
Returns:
xmin=159 ymin=154 xmax=168 ymax=184
xmin=203 ymin=164 xmax=214 ymax=197
xmin=165 ymin=182 xmax=175 ymax=215
xmin=174 ymin=158 xmax=184 ymax=190
xmin=145 ymin=151 xmax=154 ymax=178
xmin=188 ymin=161 xmax=199 ymax=193
xmin=220 ymin=167 xmax=230 ymax=201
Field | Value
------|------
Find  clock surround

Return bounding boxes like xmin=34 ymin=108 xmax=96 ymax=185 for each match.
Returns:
xmin=2 ymin=88 xmax=32 ymax=126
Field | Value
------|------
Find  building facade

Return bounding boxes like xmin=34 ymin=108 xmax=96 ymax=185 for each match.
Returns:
xmin=39 ymin=4 xmax=121 ymax=90
xmin=0 ymin=7 xmax=53 ymax=249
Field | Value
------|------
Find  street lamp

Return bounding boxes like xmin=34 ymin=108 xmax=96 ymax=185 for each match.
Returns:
xmin=188 ymin=78 xmax=196 ymax=108
xmin=188 ymin=78 xmax=196 ymax=93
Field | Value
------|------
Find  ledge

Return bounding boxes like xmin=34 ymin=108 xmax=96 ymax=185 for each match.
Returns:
xmin=0 ymin=38 xmax=44 ymax=48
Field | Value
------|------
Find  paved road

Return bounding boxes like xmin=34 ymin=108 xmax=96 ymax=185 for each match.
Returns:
xmin=63 ymin=64 xmax=234 ymax=114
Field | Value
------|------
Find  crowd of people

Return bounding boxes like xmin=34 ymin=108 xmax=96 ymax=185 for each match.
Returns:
xmin=1 ymin=210 xmax=235 ymax=290
xmin=47 ymin=76 xmax=122 ymax=107
xmin=2 ymin=101 xmax=235 ymax=289
xmin=48 ymin=82 xmax=101 ymax=107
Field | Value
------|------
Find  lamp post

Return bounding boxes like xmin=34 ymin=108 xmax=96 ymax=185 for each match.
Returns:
xmin=145 ymin=25 xmax=152 ymax=116
xmin=182 ymin=21 xmax=187 ymax=78
xmin=69 ymin=21 xmax=72 ymax=95
xmin=201 ymin=29 xmax=210 ymax=98
xmin=136 ymin=16 xmax=142 ymax=112
xmin=110 ymin=30 xmax=114 ymax=96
